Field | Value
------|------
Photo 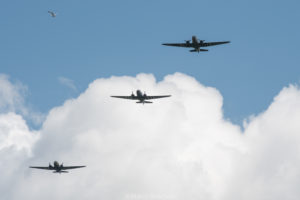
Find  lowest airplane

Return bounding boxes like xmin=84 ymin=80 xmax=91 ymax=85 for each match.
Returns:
xmin=30 ymin=161 xmax=86 ymax=173
xmin=111 ymin=90 xmax=171 ymax=104
xmin=162 ymin=36 xmax=230 ymax=53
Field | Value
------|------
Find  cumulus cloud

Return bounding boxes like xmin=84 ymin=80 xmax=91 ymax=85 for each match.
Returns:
xmin=0 ymin=75 xmax=39 ymax=199
xmin=0 ymin=74 xmax=39 ymax=156
xmin=0 ymin=74 xmax=27 ymax=113
xmin=0 ymin=74 xmax=44 ymax=125
xmin=1 ymin=73 xmax=300 ymax=200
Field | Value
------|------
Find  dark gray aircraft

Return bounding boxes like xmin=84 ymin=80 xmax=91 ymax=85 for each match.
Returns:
xmin=30 ymin=161 xmax=86 ymax=173
xmin=162 ymin=36 xmax=230 ymax=53
xmin=111 ymin=90 xmax=171 ymax=104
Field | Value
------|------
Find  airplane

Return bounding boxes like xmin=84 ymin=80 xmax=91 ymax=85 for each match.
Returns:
xmin=111 ymin=90 xmax=171 ymax=104
xmin=162 ymin=36 xmax=230 ymax=53
xmin=48 ymin=11 xmax=56 ymax=18
xmin=29 ymin=161 xmax=86 ymax=173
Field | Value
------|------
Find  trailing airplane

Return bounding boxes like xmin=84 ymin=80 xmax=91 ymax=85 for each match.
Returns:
xmin=48 ymin=11 xmax=56 ymax=18
xmin=162 ymin=36 xmax=230 ymax=53
xmin=29 ymin=161 xmax=86 ymax=173
xmin=111 ymin=90 xmax=171 ymax=104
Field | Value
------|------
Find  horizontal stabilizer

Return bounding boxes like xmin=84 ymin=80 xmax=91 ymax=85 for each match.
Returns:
xmin=190 ymin=49 xmax=208 ymax=52
xmin=53 ymin=171 xmax=69 ymax=173
xmin=136 ymin=101 xmax=153 ymax=104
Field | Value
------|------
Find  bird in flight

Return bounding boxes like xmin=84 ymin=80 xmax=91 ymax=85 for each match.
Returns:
xmin=48 ymin=11 xmax=56 ymax=18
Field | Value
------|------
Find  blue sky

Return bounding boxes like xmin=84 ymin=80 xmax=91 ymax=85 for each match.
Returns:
xmin=1 ymin=0 xmax=300 ymax=125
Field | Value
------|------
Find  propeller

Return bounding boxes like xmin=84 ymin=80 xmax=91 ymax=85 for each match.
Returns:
xmin=131 ymin=91 xmax=134 ymax=97
xmin=143 ymin=91 xmax=147 ymax=97
xmin=185 ymin=40 xmax=191 ymax=44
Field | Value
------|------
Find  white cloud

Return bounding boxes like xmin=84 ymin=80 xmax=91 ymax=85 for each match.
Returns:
xmin=0 ymin=75 xmax=40 ymax=198
xmin=0 ymin=74 xmax=44 ymax=125
xmin=1 ymin=73 xmax=300 ymax=200
xmin=0 ymin=112 xmax=38 ymax=152
xmin=0 ymin=74 xmax=27 ymax=113
xmin=58 ymin=76 xmax=77 ymax=91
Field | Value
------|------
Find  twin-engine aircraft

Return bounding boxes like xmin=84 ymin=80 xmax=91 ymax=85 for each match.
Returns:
xmin=30 ymin=161 xmax=86 ymax=173
xmin=162 ymin=36 xmax=230 ymax=53
xmin=111 ymin=90 xmax=171 ymax=104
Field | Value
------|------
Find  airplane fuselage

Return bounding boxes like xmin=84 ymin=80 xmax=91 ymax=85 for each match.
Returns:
xmin=136 ymin=90 xmax=143 ymax=98
xmin=192 ymin=36 xmax=198 ymax=45
xmin=135 ymin=90 xmax=148 ymax=103
xmin=50 ymin=161 xmax=65 ymax=173
xmin=191 ymin=36 xmax=203 ymax=52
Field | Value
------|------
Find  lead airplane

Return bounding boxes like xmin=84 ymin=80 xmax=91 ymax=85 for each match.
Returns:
xmin=162 ymin=36 xmax=230 ymax=53
xmin=30 ymin=161 xmax=86 ymax=173
xmin=111 ymin=90 xmax=171 ymax=104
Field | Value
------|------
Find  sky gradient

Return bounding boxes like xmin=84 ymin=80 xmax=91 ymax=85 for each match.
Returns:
xmin=1 ymin=0 xmax=300 ymax=125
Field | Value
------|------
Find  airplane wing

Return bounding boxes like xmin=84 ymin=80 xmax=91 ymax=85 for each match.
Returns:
xmin=29 ymin=166 xmax=52 ymax=170
xmin=145 ymin=95 xmax=171 ymax=100
xmin=61 ymin=166 xmax=86 ymax=170
xmin=202 ymin=41 xmax=230 ymax=47
xmin=162 ymin=43 xmax=191 ymax=48
xmin=111 ymin=96 xmax=138 ymax=100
